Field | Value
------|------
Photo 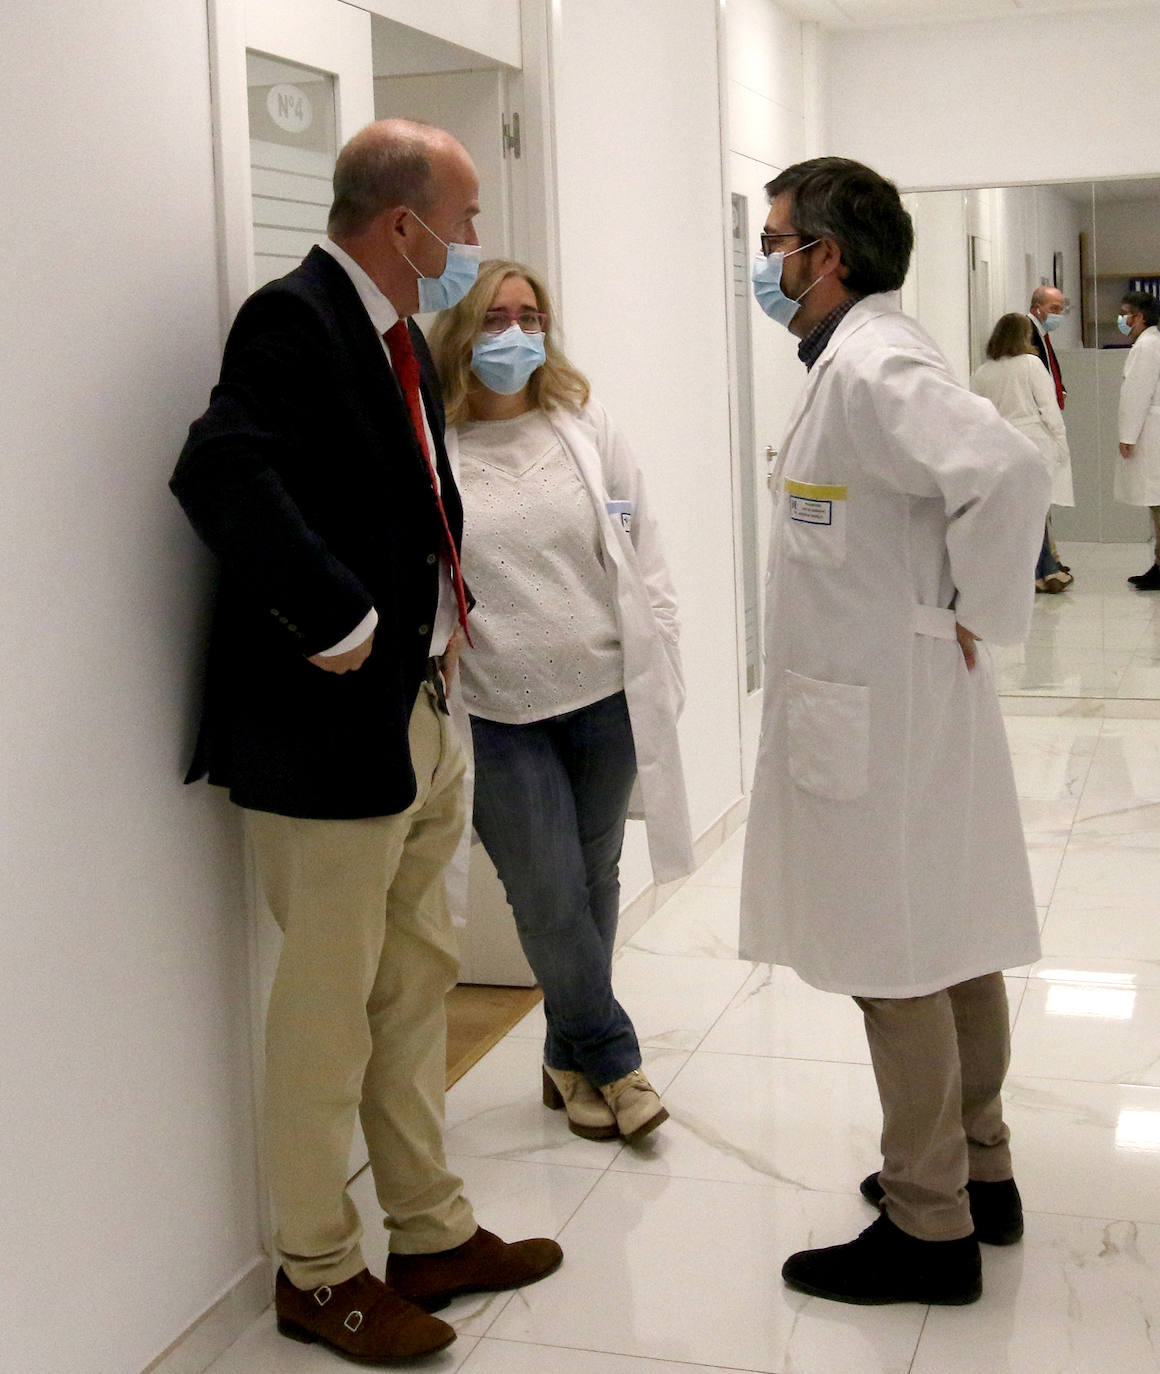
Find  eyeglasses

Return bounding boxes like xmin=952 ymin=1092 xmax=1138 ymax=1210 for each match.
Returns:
xmin=481 ymin=308 xmax=548 ymax=335
xmin=759 ymin=230 xmax=801 ymax=257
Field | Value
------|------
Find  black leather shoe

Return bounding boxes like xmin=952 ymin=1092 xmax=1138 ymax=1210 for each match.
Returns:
xmin=860 ymin=1171 xmax=1024 ymax=1245
xmin=1128 ymin=564 xmax=1160 ymax=589
xmin=782 ymin=1213 xmax=981 ymax=1306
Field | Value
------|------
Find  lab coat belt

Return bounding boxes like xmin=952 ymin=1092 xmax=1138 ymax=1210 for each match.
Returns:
xmin=912 ymin=604 xmax=957 ymax=640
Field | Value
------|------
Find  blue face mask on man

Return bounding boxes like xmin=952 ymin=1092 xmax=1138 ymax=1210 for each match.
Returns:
xmin=401 ymin=209 xmax=481 ymax=313
xmin=471 ymin=324 xmax=547 ymax=395
xmin=752 ymin=239 xmax=822 ymax=327
xmin=1117 ymin=313 xmax=1133 ymax=337
xmin=1042 ymin=313 xmax=1063 ymax=334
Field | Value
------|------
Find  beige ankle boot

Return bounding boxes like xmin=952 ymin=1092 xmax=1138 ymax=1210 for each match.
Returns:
xmin=599 ymin=1069 xmax=668 ymax=1143
xmin=541 ymin=1065 xmax=619 ymax=1140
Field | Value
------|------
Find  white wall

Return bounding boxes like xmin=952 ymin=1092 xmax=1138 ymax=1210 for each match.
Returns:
xmin=823 ymin=6 xmax=1160 ymax=191
xmin=0 ymin=5 xmax=264 ymax=1373
xmin=549 ymin=0 xmax=743 ymax=898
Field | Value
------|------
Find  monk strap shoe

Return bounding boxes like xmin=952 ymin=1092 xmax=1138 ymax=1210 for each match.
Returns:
xmin=387 ymin=1226 xmax=562 ymax=1312
xmin=860 ymin=1171 xmax=1024 ymax=1245
xmin=598 ymin=1068 xmax=668 ymax=1143
xmin=274 ymin=1266 xmax=455 ymax=1362
xmin=782 ymin=1213 xmax=982 ymax=1306
xmin=542 ymin=1064 xmax=619 ymax=1139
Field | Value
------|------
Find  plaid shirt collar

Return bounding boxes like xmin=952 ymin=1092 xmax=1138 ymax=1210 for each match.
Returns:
xmin=797 ymin=295 xmax=861 ymax=371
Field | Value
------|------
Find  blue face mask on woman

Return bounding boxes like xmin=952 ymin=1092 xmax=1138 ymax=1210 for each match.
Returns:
xmin=752 ymin=239 xmax=821 ymax=327
xmin=471 ymin=324 xmax=547 ymax=395
xmin=401 ymin=210 xmax=481 ymax=313
xmin=1118 ymin=314 xmax=1133 ymax=336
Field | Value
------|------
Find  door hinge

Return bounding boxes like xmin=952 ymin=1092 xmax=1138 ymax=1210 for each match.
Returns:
xmin=502 ymin=113 xmax=521 ymax=159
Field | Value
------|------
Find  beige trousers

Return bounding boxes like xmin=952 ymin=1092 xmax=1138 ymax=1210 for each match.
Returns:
xmin=244 ymin=685 xmax=476 ymax=1289
xmin=854 ymin=972 xmax=1013 ymax=1242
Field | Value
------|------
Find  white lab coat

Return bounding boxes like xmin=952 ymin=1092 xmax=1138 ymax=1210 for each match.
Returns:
xmin=445 ymin=398 xmax=695 ymax=907
xmin=739 ymin=295 xmax=1050 ymax=997
xmin=1115 ymin=325 xmax=1160 ymax=506
xmin=970 ymin=353 xmax=1073 ymax=506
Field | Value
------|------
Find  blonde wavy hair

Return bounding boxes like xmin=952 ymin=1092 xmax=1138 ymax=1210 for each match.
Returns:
xmin=427 ymin=259 xmax=590 ymax=425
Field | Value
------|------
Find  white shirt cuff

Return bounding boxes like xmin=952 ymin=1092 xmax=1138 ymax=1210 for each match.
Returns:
xmin=316 ymin=607 xmax=378 ymax=656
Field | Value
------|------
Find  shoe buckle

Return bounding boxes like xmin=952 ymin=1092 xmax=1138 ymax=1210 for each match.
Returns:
xmin=313 ymin=1285 xmax=332 ymax=1306
xmin=344 ymin=1309 xmax=363 ymax=1333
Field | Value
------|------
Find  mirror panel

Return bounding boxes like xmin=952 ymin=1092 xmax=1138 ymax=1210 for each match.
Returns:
xmin=904 ymin=179 xmax=1160 ymax=698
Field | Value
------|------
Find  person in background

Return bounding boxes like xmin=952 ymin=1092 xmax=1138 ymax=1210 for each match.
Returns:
xmin=170 ymin=121 xmax=560 ymax=1367
xmin=742 ymin=157 xmax=1050 ymax=1307
xmin=1115 ymin=290 xmax=1160 ymax=589
xmin=429 ymin=259 xmax=694 ymax=1145
xmin=971 ymin=312 xmax=1072 ymax=593
xmin=1026 ymin=285 xmax=1073 ymax=584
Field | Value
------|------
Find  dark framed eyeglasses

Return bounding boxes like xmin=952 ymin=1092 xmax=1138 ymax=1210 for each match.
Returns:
xmin=481 ymin=309 xmax=549 ymax=335
xmin=759 ymin=230 xmax=802 ymax=257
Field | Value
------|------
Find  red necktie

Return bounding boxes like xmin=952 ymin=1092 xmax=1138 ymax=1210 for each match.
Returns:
xmin=1044 ymin=332 xmax=1065 ymax=410
xmin=384 ymin=320 xmax=473 ymax=647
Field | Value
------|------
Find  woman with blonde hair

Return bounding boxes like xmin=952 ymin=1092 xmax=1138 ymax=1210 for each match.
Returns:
xmin=971 ymin=312 xmax=1074 ymax=593
xmin=428 ymin=260 xmax=693 ymax=1143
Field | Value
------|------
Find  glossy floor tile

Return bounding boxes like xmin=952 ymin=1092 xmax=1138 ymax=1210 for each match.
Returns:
xmin=204 ymin=552 xmax=1160 ymax=1374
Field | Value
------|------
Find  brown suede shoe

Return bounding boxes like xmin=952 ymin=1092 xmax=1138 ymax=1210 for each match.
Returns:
xmin=275 ymin=1267 xmax=455 ymax=1362
xmin=386 ymin=1227 xmax=563 ymax=1312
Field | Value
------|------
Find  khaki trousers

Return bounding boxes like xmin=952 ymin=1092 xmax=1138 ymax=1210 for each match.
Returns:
xmin=245 ymin=685 xmax=476 ymax=1289
xmin=854 ymin=972 xmax=1013 ymax=1242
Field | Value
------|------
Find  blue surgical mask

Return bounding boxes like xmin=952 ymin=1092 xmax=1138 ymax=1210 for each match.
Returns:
xmin=401 ymin=209 xmax=481 ymax=313
xmin=471 ymin=324 xmax=546 ymax=395
xmin=1042 ymin=313 xmax=1063 ymax=333
xmin=752 ymin=240 xmax=822 ymax=327
xmin=1118 ymin=314 xmax=1133 ymax=336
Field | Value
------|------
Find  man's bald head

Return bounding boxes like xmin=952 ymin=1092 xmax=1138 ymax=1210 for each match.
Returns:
xmin=328 ymin=119 xmax=463 ymax=239
xmin=1029 ymin=285 xmax=1065 ymax=322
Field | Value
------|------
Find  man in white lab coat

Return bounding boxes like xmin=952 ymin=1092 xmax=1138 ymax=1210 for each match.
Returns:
xmin=741 ymin=158 xmax=1051 ymax=1306
xmin=1114 ymin=290 xmax=1160 ymax=589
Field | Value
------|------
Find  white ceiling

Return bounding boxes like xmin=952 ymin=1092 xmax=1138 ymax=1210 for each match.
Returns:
xmin=777 ymin=0 xmax=1157 ymax=29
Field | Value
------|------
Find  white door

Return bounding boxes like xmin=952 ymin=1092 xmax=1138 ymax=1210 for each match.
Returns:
xmin=729 ymin=152 xmax=805 ymax=788
xmin=209 ymin=0 xmax=375 ymax=323
xmin=207 ymin=0 xmax=378 ymax=1234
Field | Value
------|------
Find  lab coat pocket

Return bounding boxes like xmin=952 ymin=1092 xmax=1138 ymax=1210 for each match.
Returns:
xmin=785 ymin=669 xmax=869 ymax=801
xmin=783 ymin=479 xmax=847 ymax=568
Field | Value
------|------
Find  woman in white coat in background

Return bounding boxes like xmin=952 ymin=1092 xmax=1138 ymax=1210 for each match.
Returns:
xmin=429 ymin=260 xmax=694 ymax=1145
xmin=971 ymin=312 xmax=1073 ymax=593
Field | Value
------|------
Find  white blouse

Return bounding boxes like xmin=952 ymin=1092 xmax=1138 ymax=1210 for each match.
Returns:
xmin=456 ymin=408 xmax=624 ymax=723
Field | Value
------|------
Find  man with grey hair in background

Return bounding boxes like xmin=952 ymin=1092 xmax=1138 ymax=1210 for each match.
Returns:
xmin=172 ymin=118 xmax=561 ymax=1365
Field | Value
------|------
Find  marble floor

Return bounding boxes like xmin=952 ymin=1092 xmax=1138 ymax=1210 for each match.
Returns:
xmin=205 ymin=545 xmax=1160 ymax=1374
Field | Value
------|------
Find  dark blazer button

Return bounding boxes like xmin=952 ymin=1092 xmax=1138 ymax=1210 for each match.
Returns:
xmin=418 ymin=623 xmax=430 ymax=636
xmin=427 ymin=553 xmax=437 ymax=565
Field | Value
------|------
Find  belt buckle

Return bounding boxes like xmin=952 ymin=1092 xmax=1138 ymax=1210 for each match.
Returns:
xmin=426 ymin=658 xmax=449 ymax=715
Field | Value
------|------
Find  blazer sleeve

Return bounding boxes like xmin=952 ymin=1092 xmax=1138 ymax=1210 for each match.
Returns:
xmin=170 ymin=293 xmax=374 ymax=656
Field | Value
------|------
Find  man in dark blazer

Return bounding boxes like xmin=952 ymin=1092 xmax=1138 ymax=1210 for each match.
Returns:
xmin=1027 ymin=284 xmax=1067 ymax=410
xmin=171 ymin=119 xmax=560 ymax=1365
xmin=1027 ymin=284 xmax=1073 ymax=584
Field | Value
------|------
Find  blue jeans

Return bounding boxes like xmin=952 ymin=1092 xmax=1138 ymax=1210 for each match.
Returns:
xmin=1035 ymin=520 xmax=1061 ymax=580
xmin=469 ymin=691 xmax=641 ymax=1086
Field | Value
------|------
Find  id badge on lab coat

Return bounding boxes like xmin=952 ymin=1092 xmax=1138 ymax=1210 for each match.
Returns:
xmin=783 ymin=478 xmax=847 ymax=568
